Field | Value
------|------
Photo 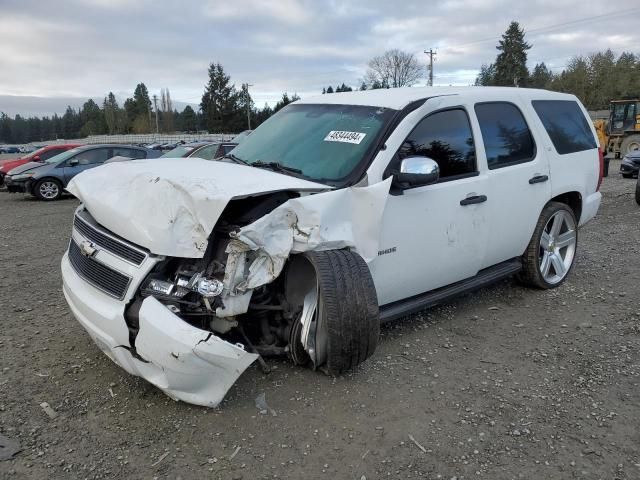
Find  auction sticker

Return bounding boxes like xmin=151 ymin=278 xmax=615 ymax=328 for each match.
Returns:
xmin=324 ymin=131 xmax=367 ymax=144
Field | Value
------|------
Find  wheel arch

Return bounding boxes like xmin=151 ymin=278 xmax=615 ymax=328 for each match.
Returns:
xmin=549 ymin=191 xmax=582 ymax=223
xmin=30 ymin=176 xmax=64 ymax=195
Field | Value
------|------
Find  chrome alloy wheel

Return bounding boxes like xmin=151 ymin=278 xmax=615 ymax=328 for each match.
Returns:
xmin=39 ymin=181 xmax=59 ymax=199
xmin=539 ymin=210 xmax=576 ymax=285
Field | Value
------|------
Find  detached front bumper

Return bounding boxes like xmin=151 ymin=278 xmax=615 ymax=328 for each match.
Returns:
xmin=62 ymin=252 xmax=258 ymax=407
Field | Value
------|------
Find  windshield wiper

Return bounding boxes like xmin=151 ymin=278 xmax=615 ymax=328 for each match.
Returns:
xmin=223 ymin=153 xmax=250 ymax=166
xmin=252 ymin=161 xmax=303 ymax=175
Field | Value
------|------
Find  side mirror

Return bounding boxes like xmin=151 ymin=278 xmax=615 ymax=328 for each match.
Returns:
xmin=33 ymin=155 xmax=41 ymax=162
xmin=69 ymin=158 xmax=79 ymax=166
xmin=392 ymin=157 xmax=440 ymax=190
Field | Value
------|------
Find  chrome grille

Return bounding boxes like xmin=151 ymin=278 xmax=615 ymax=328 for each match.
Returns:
xmin=74 ymin=213 xmax=146 ymax=265
xmin=68 ymin=239 xmax=131 ymax=299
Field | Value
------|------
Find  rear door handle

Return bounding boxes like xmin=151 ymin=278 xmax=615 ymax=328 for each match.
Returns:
xmin=529 ymin=174 xmax=549 ymax=184
xmin=460 ymin=195 xmax=487 ymax=206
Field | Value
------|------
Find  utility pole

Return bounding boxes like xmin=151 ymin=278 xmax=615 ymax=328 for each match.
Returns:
xmin=152 ymin=94 xmax=159 ymax=134
xmin=424 ymin=49 xmax=436 ymax=86
xmin=244 ymin=83 xmax=254 ymax=130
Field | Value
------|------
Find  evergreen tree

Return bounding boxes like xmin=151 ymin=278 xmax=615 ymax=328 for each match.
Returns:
xmin=103 ymin=92 xmax=120 ymax=134
xmin=200 ymin=63 xmax=241 ymax=133
xmin=180 ymin=105 xmax=197 ymax=132
xmin=529 ymin=62 xmax=554 ymax=89
xmin=360 ymin=82 xmax=367 ymax=91
xmin=493 ymin=21 xmax=531 ymax=87
xmin=326 ymin=86 xmax=334 ymax=94
xmin=474 ymin=63 xmax=496 ymax=86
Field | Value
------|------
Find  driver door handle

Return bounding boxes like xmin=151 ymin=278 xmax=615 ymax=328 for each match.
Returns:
xmin=460 ymin=195 xmax=487 ymax=206
xmin=529 ymin=174 xmax=549 ymax=184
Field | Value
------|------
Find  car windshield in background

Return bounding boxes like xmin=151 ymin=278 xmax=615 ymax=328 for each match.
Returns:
xmin=45 ymin=148 xmax=82 ymax=164
xmin=21 ymin=147 xmax=47 ymax=159
xmin=230 ymin=103 xmax=395 ymax=183
xmin=160 ymin=146 xmax=195 ymax=158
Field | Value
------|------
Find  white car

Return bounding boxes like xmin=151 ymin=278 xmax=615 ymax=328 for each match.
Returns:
xmin=61 ymin=87 xmax=603 ymax=407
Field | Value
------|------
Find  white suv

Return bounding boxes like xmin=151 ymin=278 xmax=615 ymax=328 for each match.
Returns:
xmin=62 ymin=87 xmax=603 ymax=407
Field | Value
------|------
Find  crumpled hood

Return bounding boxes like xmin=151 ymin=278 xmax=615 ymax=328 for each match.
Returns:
xmin=7 ymin=161 xmax=44 ymax=175
xmin=66 ymin=158 xmax=330 ymax=258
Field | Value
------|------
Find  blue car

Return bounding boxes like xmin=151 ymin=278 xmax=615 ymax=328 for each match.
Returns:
xmin=5 ymin=144 xmax=160 ymax=200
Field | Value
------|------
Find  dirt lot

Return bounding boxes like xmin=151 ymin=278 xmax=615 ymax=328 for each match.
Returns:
xmin=0 ymin=163 xmax=639 ymax=480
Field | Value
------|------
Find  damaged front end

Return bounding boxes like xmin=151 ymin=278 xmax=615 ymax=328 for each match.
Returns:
xmin=63 ymin=161 xmax=391 ymax=407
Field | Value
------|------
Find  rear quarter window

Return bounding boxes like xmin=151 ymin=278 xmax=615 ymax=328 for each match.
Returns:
xmin=532 ymin=100 xmax=597 ymax=155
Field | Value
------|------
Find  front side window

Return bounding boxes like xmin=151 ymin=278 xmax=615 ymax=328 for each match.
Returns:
xmin=397 ymin=109 xmax=476 ymax=180
xmin=475 ymin=102 xmax=536 ymax=169
xmin=230 ymin=103 xmax=396 ymax=184
xmin=73 ymin=148 xmax=109 ymax=165
xmin=532 ymin=100 xmax=597 ymax=155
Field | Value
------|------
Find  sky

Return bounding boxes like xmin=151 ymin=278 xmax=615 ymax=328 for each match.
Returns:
xmin=1 ymin=0 xmax=639 ymax=117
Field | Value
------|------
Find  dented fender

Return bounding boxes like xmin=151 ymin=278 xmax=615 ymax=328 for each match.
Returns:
xmin=217 ymin=178 xmax=392 ymax=317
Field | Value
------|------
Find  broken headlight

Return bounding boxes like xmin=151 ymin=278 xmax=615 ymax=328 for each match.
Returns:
xmin=143 ymin=278 xmax=190 ymax=298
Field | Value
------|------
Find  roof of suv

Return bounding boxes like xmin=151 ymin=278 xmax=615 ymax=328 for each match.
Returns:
xmin=296 ymin=86 xmax=579 ymax=110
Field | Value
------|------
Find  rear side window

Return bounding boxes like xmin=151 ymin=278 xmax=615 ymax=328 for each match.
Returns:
xmin=39 ymin=149 xmax=63 ymax=161
xmin=532 ymin=100 xmax=597 ymax=155
xmin=474 ymin=102 xmax=536 ymax=169
xmin=397 ymin=109 xmax=476 ymax=180
xmin=74 ymin=148 xmax=109 ymax=165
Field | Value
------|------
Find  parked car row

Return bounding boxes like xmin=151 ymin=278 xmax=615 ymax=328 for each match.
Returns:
xmin=0 ymin=140 xmax=241 ymax=201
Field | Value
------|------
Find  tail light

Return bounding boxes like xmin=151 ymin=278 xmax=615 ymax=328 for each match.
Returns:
xmin=597 ymin=147 xmax=604 ymax=192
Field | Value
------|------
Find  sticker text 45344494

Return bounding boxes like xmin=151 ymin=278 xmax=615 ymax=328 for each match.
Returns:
xmin=324 ymin=131 xmax=367 ymax=145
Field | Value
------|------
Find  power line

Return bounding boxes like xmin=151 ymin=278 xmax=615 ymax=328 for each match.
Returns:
xmin=444 ymin=8 xmax=640 ymax=50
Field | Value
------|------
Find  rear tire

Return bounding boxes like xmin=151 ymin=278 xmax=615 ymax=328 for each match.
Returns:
xmin=34 ymin=179 xmax=62 ymax=201
xmin=518 ymin=202 xmax=578 ymax=289
xmin=293 ymin=250 xmax=379 ymax=375
xmin=621 ymin=134 xmax=640 ymax=156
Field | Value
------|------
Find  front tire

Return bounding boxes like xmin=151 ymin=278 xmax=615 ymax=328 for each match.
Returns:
xmin=288 ymin=250 xmax=379 ymax=375
xmin=518 ymin=202 xmax=578 ymax=289
xmin=34 ymin=179 xmax=62 ymax=201
xmin=635 ymin=178 xmax=640 ymax=206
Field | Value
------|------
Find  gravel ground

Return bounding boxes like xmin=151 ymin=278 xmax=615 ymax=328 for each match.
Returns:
xmin=0 ymin=164 xmax=639 ymax=480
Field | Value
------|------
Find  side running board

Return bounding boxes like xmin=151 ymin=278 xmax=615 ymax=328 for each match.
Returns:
xmin=379 ymin=258 xmax=522 ymax=324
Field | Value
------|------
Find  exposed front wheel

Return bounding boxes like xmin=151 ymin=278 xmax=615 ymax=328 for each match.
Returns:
xmin=34 ymin=179 xmax=63 ymax=201
xmin=519 ymin=202 xmax=578 ymax=289
xmin=286 ymin=249 xmax=379 ymax=375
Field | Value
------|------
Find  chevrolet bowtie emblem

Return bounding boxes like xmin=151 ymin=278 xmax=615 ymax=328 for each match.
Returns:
xmin=80 ymin=240 xmax=97 ymax=258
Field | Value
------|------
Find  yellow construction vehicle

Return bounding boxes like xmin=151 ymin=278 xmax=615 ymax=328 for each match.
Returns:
xmin=603 ymin=99 xmax=640 ymax=157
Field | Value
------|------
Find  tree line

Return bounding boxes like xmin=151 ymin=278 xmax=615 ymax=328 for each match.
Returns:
xmin=475 ymin=21 xmax=640 ymax=110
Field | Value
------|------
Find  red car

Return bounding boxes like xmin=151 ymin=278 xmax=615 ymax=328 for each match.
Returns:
xmin=0 ymin=144 xmax=80 ymax=186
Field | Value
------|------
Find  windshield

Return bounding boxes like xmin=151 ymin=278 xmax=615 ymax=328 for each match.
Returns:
xmin=46 ymin=147 xmax=82 ymax=164
xmin=229 ymin=103 xmax=395 ymax=183
xmin=161 ymin=146 xmax=195 ymax=158
xmin=21 ymin=147 xmax=47 ymax=159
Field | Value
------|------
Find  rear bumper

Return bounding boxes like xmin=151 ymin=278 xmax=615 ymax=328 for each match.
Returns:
xmin=61 ymin=252 xmax=258 ymax=407
xmin=579 ymin=191 xmax=601 ymax=227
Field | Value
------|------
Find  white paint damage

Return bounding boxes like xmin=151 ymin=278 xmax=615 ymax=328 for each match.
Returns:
xmin=65 ymin=158 xmax=393 ymax=407
xmin=134 ymin=296 xmax=258 ymax=407
xmin=66 ymin=158 xmax=328 ymax=258
xmin=216 ymin=177 xmax=392 ymax=317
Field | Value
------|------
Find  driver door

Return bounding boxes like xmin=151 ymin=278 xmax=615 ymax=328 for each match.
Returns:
xmin=368 ymin=105 xmax=490 ymax=306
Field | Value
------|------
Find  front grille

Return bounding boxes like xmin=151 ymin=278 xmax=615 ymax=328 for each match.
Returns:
xmin=68 ymin=239 xmax=131 ymax=299
xmin=74 ymin=214 xmax=146 ymax=265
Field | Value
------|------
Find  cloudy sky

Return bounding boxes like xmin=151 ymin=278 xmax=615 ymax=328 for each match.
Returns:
xmin=1 ymin=0 xmax=639 ymax=116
